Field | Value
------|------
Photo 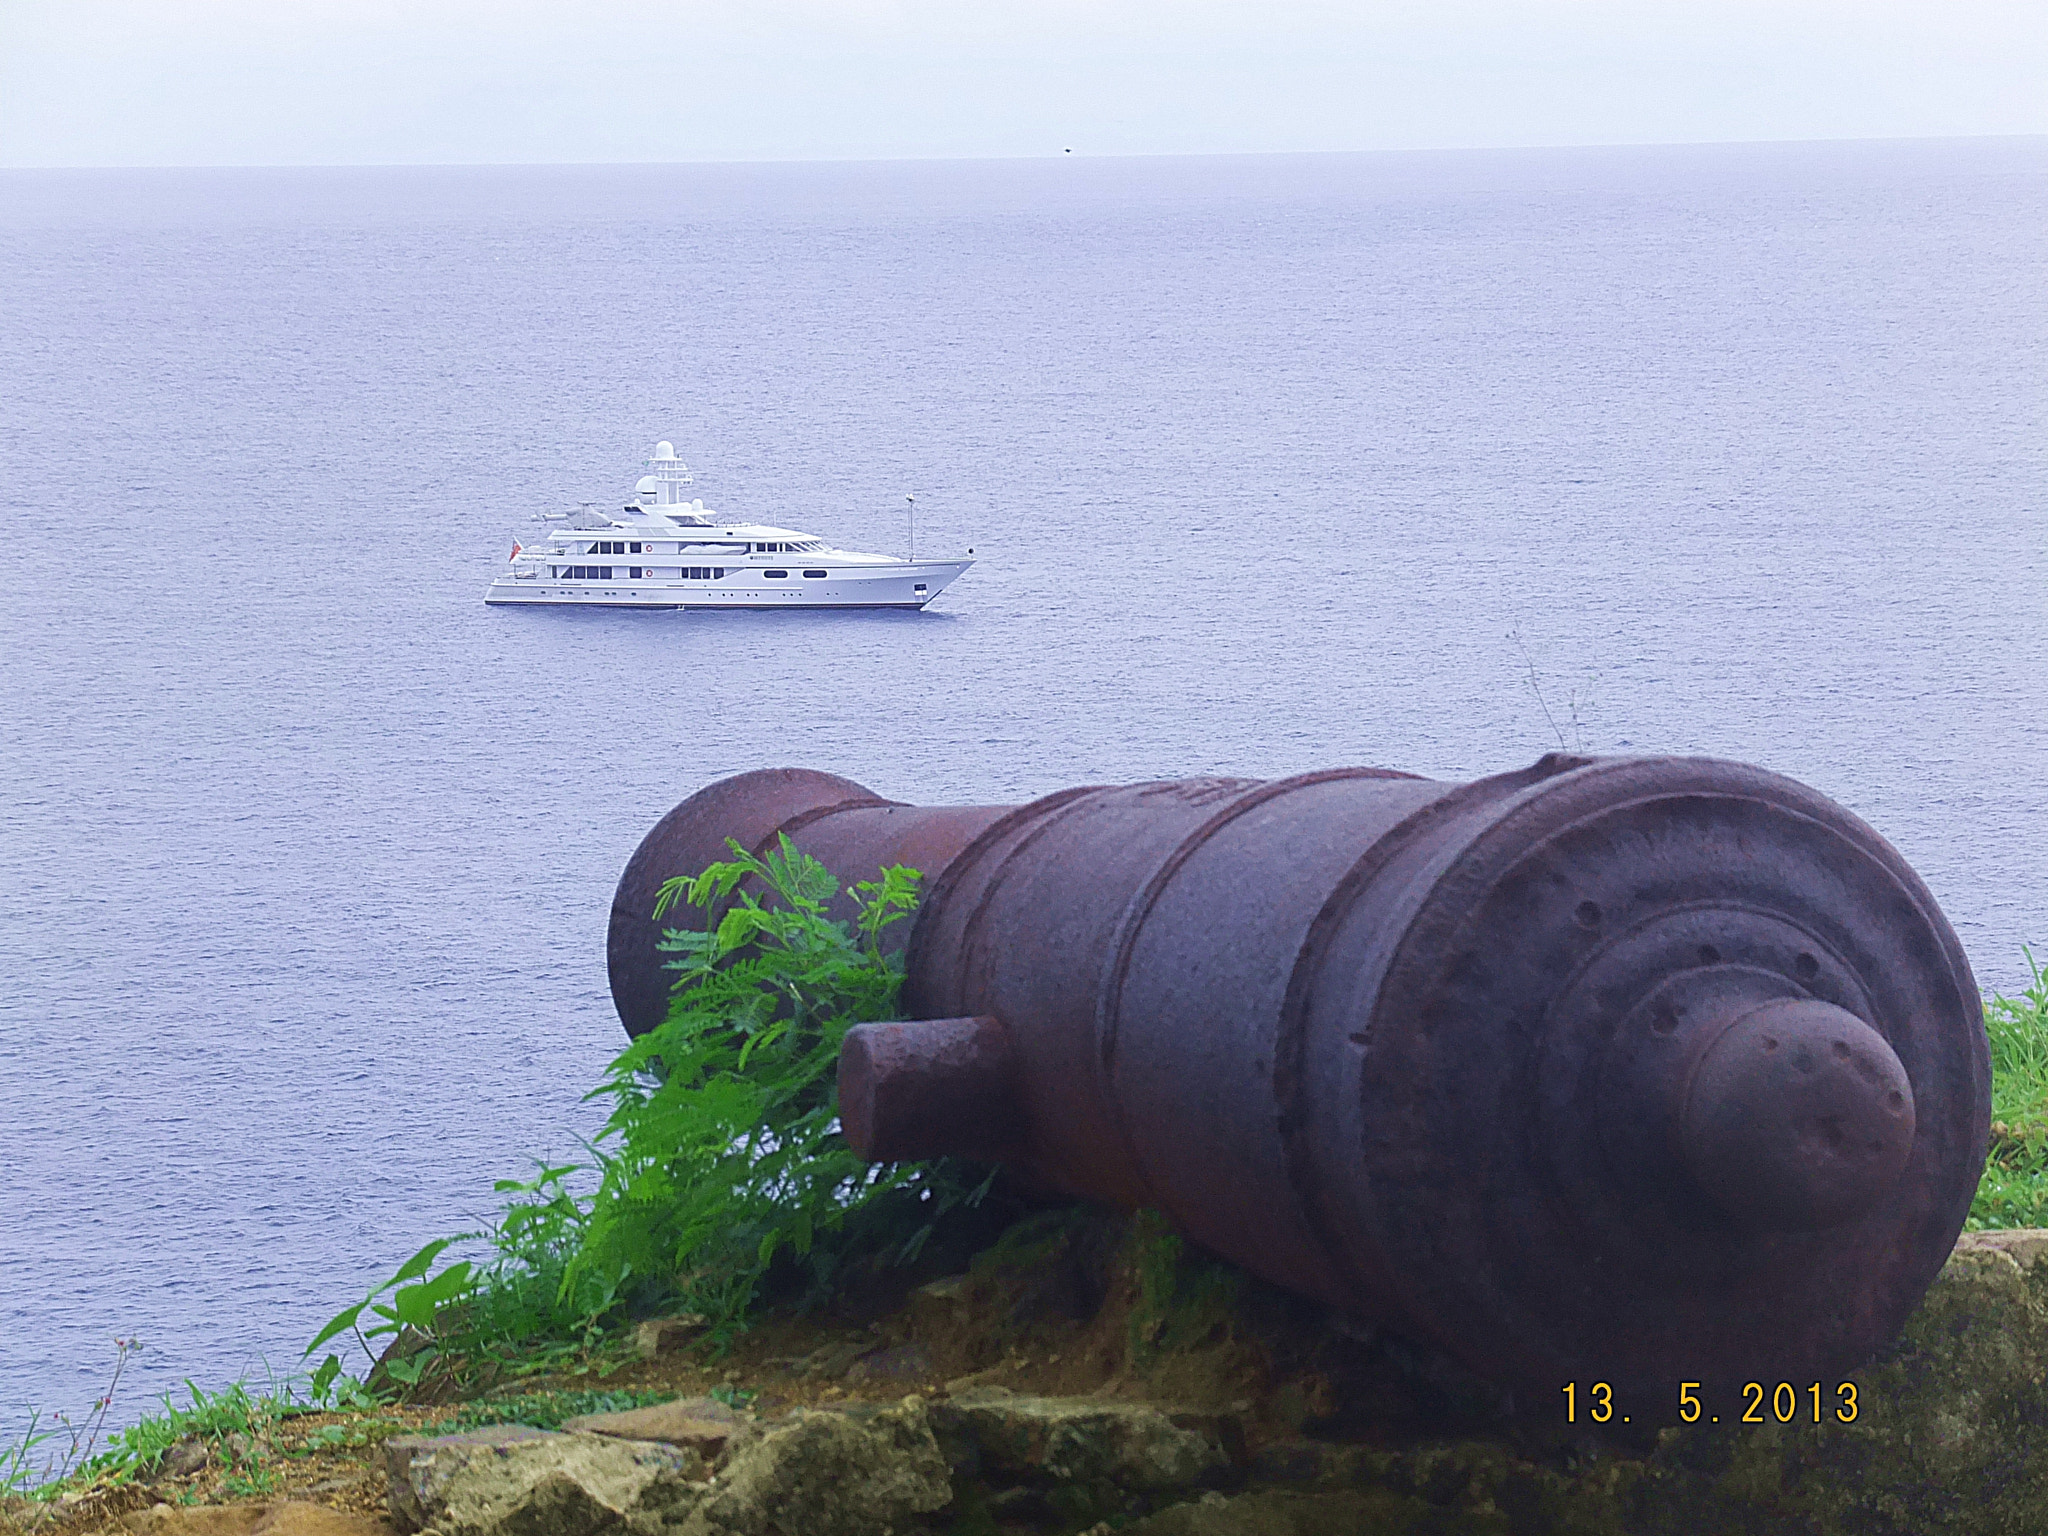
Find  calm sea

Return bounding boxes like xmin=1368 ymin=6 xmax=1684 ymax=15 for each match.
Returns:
xmin=2 ymin=140 xmax=2043 ymax=1447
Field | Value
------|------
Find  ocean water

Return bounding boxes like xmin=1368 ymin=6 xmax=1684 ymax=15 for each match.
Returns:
xmin=1 ymin=139 xmax=2043 ymax=1448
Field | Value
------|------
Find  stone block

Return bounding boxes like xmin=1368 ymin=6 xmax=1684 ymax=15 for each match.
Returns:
xmin=935 ymin=1388 xmax=1229 ymax=1492
xmin=630 ymin=1318 xmax=706 ymax=1362
xmin=123 ymin=1505 xmax=392 ymax=1536
xmin=676 ymin=1397 xmax=951 ymax=1536
xmin=382 ymin=1428 xmax=697 ymax=1536
xmin=561 ymin=1401 xmax=740 ymax=1459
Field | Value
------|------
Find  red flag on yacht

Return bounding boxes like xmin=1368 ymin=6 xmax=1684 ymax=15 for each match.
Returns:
xmin=510 ymin=542 xmax=522 ymax=561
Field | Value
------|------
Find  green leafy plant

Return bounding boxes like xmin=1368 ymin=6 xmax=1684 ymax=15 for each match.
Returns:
xmin=303 ymin=1236 xmax=480 ymax=1394
xmin=565 ymin=836 xmax=951 ymax=1338
xmin=305 ymin=836 xmax=991 ymax=1381
xmin=289 ymin=1417 xmax=408 ymax=1456
xmin=1970 ymin=950 xmax=2048 ymax=1231
xmin=220 ymin=1465 xmax=283 ymax=1499
xmin=303 ymin=1161 xmax=646 ymax=1391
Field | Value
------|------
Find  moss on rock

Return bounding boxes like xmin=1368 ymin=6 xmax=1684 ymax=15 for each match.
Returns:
xmin=1623 ymin=1229 xmax=2048 ymax=1534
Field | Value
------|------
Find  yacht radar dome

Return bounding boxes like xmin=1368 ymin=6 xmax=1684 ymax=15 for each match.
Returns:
xmin=653 ymin=441 xmax=677 ymax=460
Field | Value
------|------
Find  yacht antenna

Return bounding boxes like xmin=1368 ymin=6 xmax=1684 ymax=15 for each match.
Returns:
xmin=906 ymin=494 xmax=915 ymax=562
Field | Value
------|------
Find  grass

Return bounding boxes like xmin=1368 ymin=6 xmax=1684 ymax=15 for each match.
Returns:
xmin=1967 ymin=950 xmax=2048 ymax=1230
xmin=1 ymin=1361 xmax=365 ymax=1504
xmin=437 ymin=1388 xmax=678 ymax=1434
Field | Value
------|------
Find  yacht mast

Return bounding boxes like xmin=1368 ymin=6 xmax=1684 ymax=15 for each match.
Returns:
xmin=645 ymin=441 xmax=694 ymax=506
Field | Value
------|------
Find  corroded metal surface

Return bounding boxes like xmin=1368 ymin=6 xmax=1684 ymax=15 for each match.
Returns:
xmin=840 ymin=1014 xmax=1020 ymax=1163
xmin=608 ymin=754 xmax=1989 ymax=1407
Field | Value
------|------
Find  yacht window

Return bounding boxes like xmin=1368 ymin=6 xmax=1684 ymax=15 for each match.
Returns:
xmin=764 ymin=569 xmax=789 ymax=579
xmin=629 ymin=566 xmax=643 ymax=579
xmin=803 ymin=569 xmax=827 ymax=578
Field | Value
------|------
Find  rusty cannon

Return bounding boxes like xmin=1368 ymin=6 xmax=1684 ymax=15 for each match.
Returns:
xmin=608 ymin=755 xmax=1988 ymax=1409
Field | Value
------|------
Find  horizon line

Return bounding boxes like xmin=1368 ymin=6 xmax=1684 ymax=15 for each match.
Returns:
xmin=5 ymin=130 xmax=2044 ymax=175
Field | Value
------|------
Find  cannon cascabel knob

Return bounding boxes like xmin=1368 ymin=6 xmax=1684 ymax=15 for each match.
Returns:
xmin=1678 ymin=996 xmax=1917 ymax=1233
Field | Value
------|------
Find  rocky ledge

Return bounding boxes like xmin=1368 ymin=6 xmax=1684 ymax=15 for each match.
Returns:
xmin=12 ymin=1227 xmax=2048 ymax=1536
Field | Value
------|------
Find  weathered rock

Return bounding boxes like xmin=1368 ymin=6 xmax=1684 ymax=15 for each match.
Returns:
xmin=1154 ymin=1232 xmax=2048 ymax=1534
xmin=843 ymin=1344 xmax=936 ymax=1388
xmin=676 ymin=1397 xmax=951 ymax=1536
xmin=1120 ymin=1488 xmax=1443 ymax=1536
xmin=1244 ymin=1440 xmax=1361 ymax=1486
xmin=382 ymin=1428 xmax=699 ymax=1536
xmin=159 ymin=1437 xmax=211 ymax=1478
xmin=985 ymin=1486 xmax=1051 ymax=1522
xmin=912 ymin=1275 xmax=969 ymax=1305
xmin=379 ymin=1401 xmax=948 ymax=1536
xmin=790 ymin=1337 xmax=871 ymax=1381
xmin=936 ymin=1388 xmax=1230 ymax=1491
xmin=124 ymin=1505 xmax=392 ymax=1536
xmin=1625 ymin=1226 xmax=2048 ymax=1535
xmin=630 ymin=1318 xmax=706 ymax=1362
xmin=561 ymin=1401 xmax=739 ymax=1458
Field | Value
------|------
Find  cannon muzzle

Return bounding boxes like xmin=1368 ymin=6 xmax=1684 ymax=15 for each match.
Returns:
xmin=609 ymin=755 xmax=1988 ymax=1406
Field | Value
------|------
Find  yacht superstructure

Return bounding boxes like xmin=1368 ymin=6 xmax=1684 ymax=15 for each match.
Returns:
xmin=484 ymin=443 xmax=973 ymax=610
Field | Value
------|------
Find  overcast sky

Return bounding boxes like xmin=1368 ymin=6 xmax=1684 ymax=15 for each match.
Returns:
xmin=2 ymin=0 xmax=2043 ymax=167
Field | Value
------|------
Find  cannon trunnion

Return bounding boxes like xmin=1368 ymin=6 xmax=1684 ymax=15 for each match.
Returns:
xmin=609 ymin=755 xmax=1988 ymax=1407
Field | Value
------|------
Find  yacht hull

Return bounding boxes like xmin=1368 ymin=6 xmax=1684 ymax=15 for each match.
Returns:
xmin=484 ymin=560 xmax=972 ymax=611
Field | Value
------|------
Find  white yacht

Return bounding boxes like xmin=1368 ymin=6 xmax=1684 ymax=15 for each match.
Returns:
xmin=484 ymin=443 xmax=974 ymax=610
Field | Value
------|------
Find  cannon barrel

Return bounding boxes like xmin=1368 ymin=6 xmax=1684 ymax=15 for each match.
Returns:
xmin=608 ymin=755 xmax=1988 ymax=1405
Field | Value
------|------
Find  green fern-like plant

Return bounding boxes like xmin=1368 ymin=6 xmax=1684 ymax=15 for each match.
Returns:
xmin=562 ymin=834 xmax=933 ymax=1330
